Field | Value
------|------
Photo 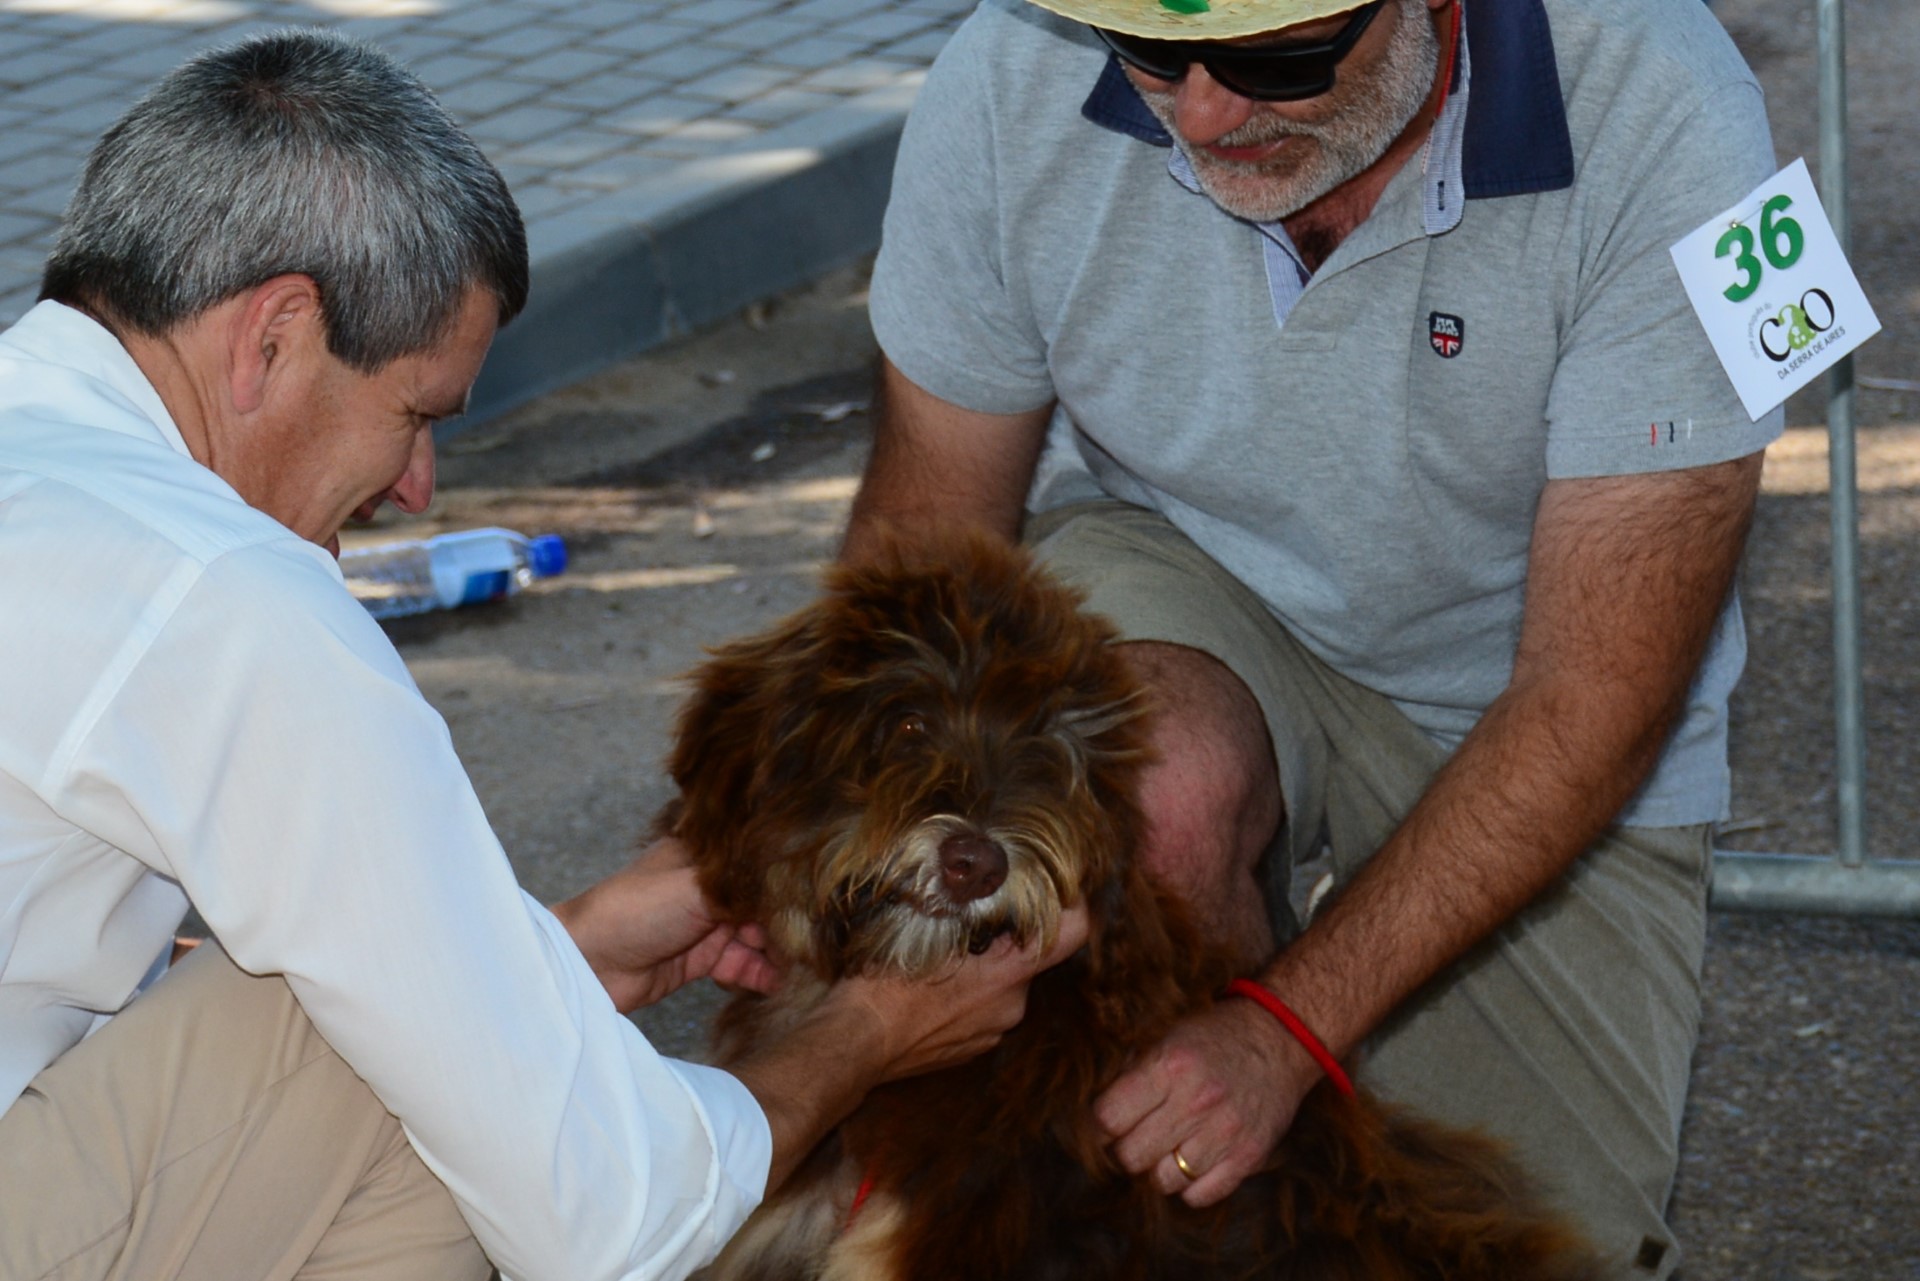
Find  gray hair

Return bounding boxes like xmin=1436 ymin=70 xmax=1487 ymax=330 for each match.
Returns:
xmin=41 ymin=28 xmax=528 ymax=372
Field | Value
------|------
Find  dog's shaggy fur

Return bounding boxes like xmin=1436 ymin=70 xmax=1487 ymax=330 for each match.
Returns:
xmin=663 ymin=536 xmax=1601 ymax=1281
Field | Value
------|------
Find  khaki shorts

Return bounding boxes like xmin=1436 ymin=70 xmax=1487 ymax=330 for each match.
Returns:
xmin=0 ymin=943 xmax=486 ymax=1281
xmin=1028 ymin=500 xmax=1710 ymax=1281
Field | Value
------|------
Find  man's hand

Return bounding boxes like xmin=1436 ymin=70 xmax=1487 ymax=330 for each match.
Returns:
xmin=732 ymin=905 xmax=1090 ymax=1190
xmin=1094 ymin=995 xmax=1321 ymax=1206
xmin=551 ymin=838 xmax=780 ymax=1013
xmin=830 ymin=906 xmax=1093 ymax=1081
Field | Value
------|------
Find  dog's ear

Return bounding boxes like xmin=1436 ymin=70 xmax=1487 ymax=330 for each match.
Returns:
xmin=665 ymin=608 xmax=829 ymax=918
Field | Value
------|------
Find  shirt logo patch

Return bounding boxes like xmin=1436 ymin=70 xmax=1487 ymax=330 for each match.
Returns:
xmin=1429 ymin=312 xmax=1465 ymax=359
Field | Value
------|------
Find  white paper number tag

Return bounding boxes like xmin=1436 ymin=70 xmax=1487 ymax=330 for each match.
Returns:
xmin=1669 ymin=157 xmax=1880 ymax=421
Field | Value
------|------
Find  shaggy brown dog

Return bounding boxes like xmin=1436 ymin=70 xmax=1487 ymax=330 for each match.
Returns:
xmin=662 ymin=536 xmax=1600 ymax=1281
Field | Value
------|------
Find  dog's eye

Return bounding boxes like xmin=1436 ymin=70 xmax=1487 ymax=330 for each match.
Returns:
xmin=872 ymin=712 xmax=930 ymax=755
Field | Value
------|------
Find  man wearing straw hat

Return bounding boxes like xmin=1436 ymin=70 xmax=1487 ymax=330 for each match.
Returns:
xmin=844 ymin=0 xmax=1782 ymax=1274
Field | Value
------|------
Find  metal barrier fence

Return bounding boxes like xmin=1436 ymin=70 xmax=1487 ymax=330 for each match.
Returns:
xmin=1709 ymin=0 xmax=1920 ymax=917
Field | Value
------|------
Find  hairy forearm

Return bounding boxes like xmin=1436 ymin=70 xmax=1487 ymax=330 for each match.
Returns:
xmin=1257 ymin=456 xmax=1763 ymax=1066
xmin=842 ymin=359 xmax=1051 ymax=564
xmin=1260 ymin=666 xmax=1679 ymax=1061
xmin=727 ymin=999 xmax=891 ymax=1191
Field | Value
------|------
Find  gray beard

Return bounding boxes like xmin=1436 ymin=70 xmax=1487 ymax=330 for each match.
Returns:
xmin=1134 ymin=0 xmax=1442 ymax=224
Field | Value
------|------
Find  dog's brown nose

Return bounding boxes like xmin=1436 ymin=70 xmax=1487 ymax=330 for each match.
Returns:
xmin=938 ymin=833 xmax=1007 ymax=902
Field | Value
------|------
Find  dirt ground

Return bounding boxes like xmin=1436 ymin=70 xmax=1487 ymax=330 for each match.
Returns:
xmin=352 ymin=1 xmax=1920 ymax=1275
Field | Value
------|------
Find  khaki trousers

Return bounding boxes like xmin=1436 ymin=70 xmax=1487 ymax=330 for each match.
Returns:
xmin=0 ymin=943 xmax=488 ymax=1281
xmin=1030 ymin=500 xmax=1711 ymax=1281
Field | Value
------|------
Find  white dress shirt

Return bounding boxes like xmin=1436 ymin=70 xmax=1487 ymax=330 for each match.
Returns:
xmin=0 ymin=302 xmax=771 ymax=1281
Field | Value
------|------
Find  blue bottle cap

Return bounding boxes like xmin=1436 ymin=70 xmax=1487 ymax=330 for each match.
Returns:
xmin=527 ymin=534 xmax=568 ymax=579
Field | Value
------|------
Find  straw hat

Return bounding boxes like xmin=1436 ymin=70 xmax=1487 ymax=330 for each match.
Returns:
xmin=1021 ymin=0 xmax=1377 ymax=40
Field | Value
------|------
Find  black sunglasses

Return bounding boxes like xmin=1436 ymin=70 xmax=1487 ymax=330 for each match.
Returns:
xmin=1095 ymin=0 xmax=1387 ymax=102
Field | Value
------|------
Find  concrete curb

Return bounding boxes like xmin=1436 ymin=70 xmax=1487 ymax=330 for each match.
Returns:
xmin=466 ymin=78 xmax=920 ymax=426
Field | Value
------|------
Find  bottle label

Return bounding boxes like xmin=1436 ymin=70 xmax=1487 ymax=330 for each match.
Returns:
xmin=459 ymin=570 xmax=512 ymax=606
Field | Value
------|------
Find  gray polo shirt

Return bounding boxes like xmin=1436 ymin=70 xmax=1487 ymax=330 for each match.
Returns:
xmin=869 ymin=0 xmax=1783 ymax=826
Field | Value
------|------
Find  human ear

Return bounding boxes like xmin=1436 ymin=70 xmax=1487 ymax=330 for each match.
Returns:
xmin=227 ymin=274 xmax=324 ymax=415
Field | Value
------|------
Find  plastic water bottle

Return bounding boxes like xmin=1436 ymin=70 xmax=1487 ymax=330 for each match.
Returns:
xmin=339 ymin=527 xmax=568 ymax=620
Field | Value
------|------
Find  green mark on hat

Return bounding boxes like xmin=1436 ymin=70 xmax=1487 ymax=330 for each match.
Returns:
xmin=1159 ymin=0 xmax=1210 ymax=11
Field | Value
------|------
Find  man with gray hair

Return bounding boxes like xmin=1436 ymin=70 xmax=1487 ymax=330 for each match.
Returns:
xmin=848 ymin=0 xmax=1781 ymax=1275
xmin=0 ymin=29 xmax=1079 ymax=1281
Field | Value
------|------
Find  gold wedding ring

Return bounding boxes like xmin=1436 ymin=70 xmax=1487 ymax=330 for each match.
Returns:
xmin=1172 ymin=1147 xmax=1199 ymax=1180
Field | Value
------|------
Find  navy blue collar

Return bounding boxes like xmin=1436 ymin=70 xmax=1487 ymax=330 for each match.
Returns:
xmin=1079 ymin=0 xmax=1573 ymax=199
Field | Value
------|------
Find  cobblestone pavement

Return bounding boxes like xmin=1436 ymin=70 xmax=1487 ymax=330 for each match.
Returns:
xmin=0 ymin=0 xmax=968 ymax=339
